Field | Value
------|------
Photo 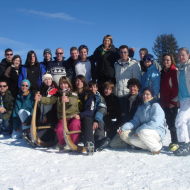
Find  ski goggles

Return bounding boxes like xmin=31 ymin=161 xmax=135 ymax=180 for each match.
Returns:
xmin=143 ymin=57 xmax=153 ymax=62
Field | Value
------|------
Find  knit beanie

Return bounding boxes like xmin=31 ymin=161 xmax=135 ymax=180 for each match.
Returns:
xmin=43 ymin=48 xmax=52 ymax=56
xmin=143 ymin=87 xmax=154 ymax=97
xmin=143 ymin=54 xmax=154 ymax=64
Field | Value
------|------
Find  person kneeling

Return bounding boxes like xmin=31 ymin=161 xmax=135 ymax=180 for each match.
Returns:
xmin=114 ymin=87 xmax=166 ymax=154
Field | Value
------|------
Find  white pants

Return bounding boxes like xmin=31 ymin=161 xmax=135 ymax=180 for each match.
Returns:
xmin=175 ymin=98 xmax=190 ymax=143
xmin=129 ymin=129 xmax=162 ymax=152
xmin=109 ymin=130 xmax=135 ymax=148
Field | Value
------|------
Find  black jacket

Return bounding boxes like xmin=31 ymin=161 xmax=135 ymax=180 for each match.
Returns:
xmin=0 ymin=58 xmax=12 ymax=79
xmin=124 ymin=93 xmax=143 ymax=123
xmin=40 ymin=58 xmax=52 ymax=70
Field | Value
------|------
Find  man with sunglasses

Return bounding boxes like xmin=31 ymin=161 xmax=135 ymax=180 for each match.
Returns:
xmin=0 ymin=79 xmax=14 ymax=136
xmin=75 ymin=45 xmax=95 ymax=83
xmin=114 ymin=45 xmax=141 ymax=124
xmin=47 ymin=47 xmax=72 ymax=85
xmin=0 ymin=48 xmax=13 ymax=80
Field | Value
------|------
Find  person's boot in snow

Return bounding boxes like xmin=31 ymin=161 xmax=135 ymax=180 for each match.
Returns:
xmin=85 ymin=141 xmax=94 ymax=155
xmin=95 ymin=137 xmax=111 ymax=152
xmin=168 ymin=143 xmax=179 ymax=151
xmin=173 ymin=142 xmax=190 ymax=156
xmin=21 ymin=132 xmax=36 ymax=148
xmin=55 ymin=142 xmax=65 ymax=150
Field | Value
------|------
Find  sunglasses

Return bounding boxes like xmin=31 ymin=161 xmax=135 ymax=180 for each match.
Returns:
xmin=143 ymin=57 xmax=153 ymax=62
xmin=120 ymin=52 xmax=128 ymax=54
xmin=22 ymin=85 xmax=29 ymax=87
xmin=0 ymin=85 xmax=7 ymax=88
xmin=6 ymin=54 xmax=13 ymax=56
xmin=56 ymin=52 xmax=63 ymax=55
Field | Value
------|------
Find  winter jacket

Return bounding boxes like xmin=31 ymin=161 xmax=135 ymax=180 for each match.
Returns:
xmin=0 ymin=58 xmax=12 ymax=79
xmin=121 ymin=99 xmax=166 ymax=140
xmin=47 ymin=57 xmax=73 ymax=85
xmin=177 ymin=59 xmax=190 ymax=97
xmin=78 ymin=92 xmax=95 ymax=120
xmin=114 ymin=58 xmax=141 ymax=97
xmin=0 ymin=90 xmax=14 ymax=121
xmin=41 ymin=91 xmax=79 ymax=120
xmin=140 ymin=64 xmax=160 ymax=96
xmin=94 ymin=91 xmax=107 ymax=123
xmin=40 ymin=58 xmax=52 ymax=71
xmin=18 ymin=64 xmax=46 ymax=89
xmin=124 ymin=92 xmax=143 ymax=123
xmin=4 ymin=65 xmax=20 ymax=98
xmin=12 ymin=92 xmax=35 ymax=130
xmin=160 ymin=64 xmax=178 ymax=107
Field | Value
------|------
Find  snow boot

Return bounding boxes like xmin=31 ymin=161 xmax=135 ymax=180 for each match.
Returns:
xmin=55 ymin=142 xmax=65 ymax=150
xmin=173 ymin=142 xmax=190 ymax=156
xmin=21 ymin=132 xmax=36 ymax=148
xmin=168 ymin=143 xmax=179 ymax=151
xmin=95 ymin=137 xmax=111 ymax=152
xmin=85 ymin=141 xmax=94 ymax=156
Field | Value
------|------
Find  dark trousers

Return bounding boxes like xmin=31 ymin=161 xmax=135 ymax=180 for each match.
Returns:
xmin=163 ymin=107 xmax=178 ymax=144
xmin=81 ymin=116 xmax=105 ymax=144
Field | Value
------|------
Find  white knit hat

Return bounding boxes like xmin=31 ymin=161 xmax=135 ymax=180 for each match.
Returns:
xmin=42 ymin=73 xmax=53 ymax=82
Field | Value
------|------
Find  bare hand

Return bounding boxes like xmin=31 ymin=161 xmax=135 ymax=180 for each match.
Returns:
xmin=16 ymin=128 xmax=21 ymax=131
xmin=42 ymin=116 xmax=47 ymax=124
xmin=169 ymin=103 xmax=174 ymax=109
xmin=35 ymin=94 xmax=41 ymax=101
xmin=62 ymin=95 xmax=69 ymax=102
xmin=134 ymin=133 xmax=138 ymax=137
xmin=130 ymin=47 xmax=135 ymax=52
xmin=73 ymin=114 xmax=80 ymax=120
xmin=93 ymin=122 xmax=98 ymax=130
xmin=118 ymin=129 xmax=123 ymax=136
xmin=0 ymin=107 xmax=6 ymax=113
xmin=23 ymin=122 xmax=27 ymax=126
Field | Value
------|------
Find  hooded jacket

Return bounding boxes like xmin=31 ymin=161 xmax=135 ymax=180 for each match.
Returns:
xmin=160 ymin=64 xmax=178 ymax=107
xmin=121 ymin=99 xmax=166 ymax=140
xmin=0 ymin=58 xmax=12 ymax=79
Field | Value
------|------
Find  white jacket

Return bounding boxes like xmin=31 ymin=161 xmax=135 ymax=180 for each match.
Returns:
xmin=114 ymin=58 xmax=141 ymax=97
xmin=177 ymin=59 xmax=190 ymax=96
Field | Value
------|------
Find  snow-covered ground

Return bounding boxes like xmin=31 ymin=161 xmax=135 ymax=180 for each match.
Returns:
xmin=0 ymin=129 xmax=190 ymax=190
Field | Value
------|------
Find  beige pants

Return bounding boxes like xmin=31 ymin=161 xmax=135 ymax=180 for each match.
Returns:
xmin=109 ymin=130 xmax=135 ymax=148
xmin=129 ymin=129 xmax=162 ymax=152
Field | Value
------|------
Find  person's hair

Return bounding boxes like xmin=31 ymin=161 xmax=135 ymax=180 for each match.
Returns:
xmin=58 ymin=76 xmax=73 ymax=94
xmin=25 ymin=50 xmax=39 ymax=65
xmin=103 ymin=81 xmax=114 ymax=92
xmin=178 ymin=47 xmax=189 ymax=55
xmin=162 ymin=53 xmax=176 ymax=67
xmin=73 ymin=75 xmax=89 ymax=94
xmin=12 ymin=55 xmax=22 ymax=65
xmin=78 ymin=45 xmax=88 ymax=53
xmin=139 ymin=48 xmax=148 ymax=55
xmin=127 ymin=78 xmax=141 ymax=90
xmin=103 ymin=35 xmax=113 ymax=46
xmin=55 ymin=47 xmax=64 ymax=53
xmin=88 ymin=81 xmax=98 ymax=88
xmin=119 ymin=45 xmax=128 ymax=51
xmin=0 ymin=79 xmax=8 ymax=86
xmin=40 ymin=81 xmax=58 ymax=96
xmin=5 ymin=48 xmax=13 ymax=54
xmin=70 ymin=47 xmax=78 ymax=53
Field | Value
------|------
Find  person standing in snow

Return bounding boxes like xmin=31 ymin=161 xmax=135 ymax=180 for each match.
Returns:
xmin=173 ymin=47 xmax=190 ymax=156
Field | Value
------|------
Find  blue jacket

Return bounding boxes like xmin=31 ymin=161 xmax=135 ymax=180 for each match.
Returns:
xmin=94 ymin=91 xmax=107 ymax=123
xmin=18 ymin=64 xmax=46 ymax=89
xmin=12 ymin=92 xmax=35 ymax=130
xmin=120 ymin=99 xmax=166 ymax=140
xmin=140 ymin=64 xmax=160 ymax=96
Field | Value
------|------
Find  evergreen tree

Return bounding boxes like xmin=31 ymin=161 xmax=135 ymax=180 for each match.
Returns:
xmin=152 ymin=34 xmax=179 ymax=65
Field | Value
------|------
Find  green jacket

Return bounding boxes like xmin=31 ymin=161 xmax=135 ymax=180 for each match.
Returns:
xmin=0 ymin=90 xmax=14 ymax=121
xmin=41 ymin=91 xmax=79 ymax=120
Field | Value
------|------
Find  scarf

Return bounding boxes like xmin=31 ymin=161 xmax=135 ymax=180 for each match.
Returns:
xmin=62 ymin=88 xmax=70 ymax=93
xmin=20 ymin=91 xmax=30 ymax=99
xmin=102 ymin=46 xmax=111 ymax=56
xmin=0 ymin=95 xmax=3 ymax=107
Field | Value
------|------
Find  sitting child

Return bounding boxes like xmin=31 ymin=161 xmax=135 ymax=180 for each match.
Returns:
xmin=35 ymin=76 xmax=81 ymax=151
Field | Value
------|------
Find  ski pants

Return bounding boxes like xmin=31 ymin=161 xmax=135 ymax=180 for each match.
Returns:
xmin=109 ymin=129 xmax=135 ymax=148
xmin=129 ymin=129 xmax=162 ymax=152
xmin=12 ymin=109 xmax=31 ymax=139
xmin=55 ymin=118 xmax=81 ymax=146
xmin=175 ymin=98 xmax=190 ymax=143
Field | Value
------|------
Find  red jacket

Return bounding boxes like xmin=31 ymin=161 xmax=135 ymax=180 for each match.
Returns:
xmin=160 ymin=64 xmax=178 ymax=107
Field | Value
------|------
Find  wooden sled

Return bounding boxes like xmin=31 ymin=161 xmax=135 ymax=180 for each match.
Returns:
xmin=31 ymin=93 xmax=58 ymax=147
xmin=62 ymin=93 xmax=86 ymax=152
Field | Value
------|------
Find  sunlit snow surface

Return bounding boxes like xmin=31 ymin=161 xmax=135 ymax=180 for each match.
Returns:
xmin=1 ymin=129 xmax=190 ymax=190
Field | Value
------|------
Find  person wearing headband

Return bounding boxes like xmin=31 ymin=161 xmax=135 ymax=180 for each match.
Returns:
xmin=116 ymin=87 xmax=166 ymax=155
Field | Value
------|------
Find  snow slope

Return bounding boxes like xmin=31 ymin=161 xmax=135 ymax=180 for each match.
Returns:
xmin=0 ymin=129 xmax=190 ymax=190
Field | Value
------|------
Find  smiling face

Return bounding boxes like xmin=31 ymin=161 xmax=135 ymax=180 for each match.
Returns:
xmin=163 ymin=55 xmax=172 ymax=69
xmin=129 ymin=85 xmax=139 ymax=96
xmin=21 ymin=82 xmax=29 ymax=93
xmin=56 ymin=48 xmax=64 ymax=61
xmin=144 ymin=61 xmax=152 ymax=68
xmin=89 ymin=84 xmax=98 ymax=95
xmin=60 ymin=82 xmax=69 ymax=90
xmin=79 ymin=48 xmax=88 ymax=61
xmin=120 ymin=48 xmax=129 ymax=62
xmin=140 ymin=50 xmax=146 ymax=61
xmin=70 ymin=50 xmax=79 ymax=60
xmin=44 ymin=53 xmax=51 ymax=62
xmin=178 ymin=50 xmax=189 ymax=65
xmin=75 ymin=78 xmax=84 ymax=91
xmin=103 ymin=38 xmax=111 ymax=49
xmin=13 ymin=58 xmax=21 ymax=67
xmin=0 ymin=82 xmax=8 ymax=95
xmin=104 ymin=86 xmax=112 ymax=96
xmin=142 ymin=90 xmax=153 ymax=102
xmin=44 ymin=77 xmax=52 ymax=87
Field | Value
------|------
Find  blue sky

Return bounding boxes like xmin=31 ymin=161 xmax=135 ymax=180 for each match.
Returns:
xmin=0 ymin=0 xmax=190 ymax=63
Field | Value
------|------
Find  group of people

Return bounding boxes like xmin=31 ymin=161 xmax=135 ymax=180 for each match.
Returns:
xmin=0 ymin=34 xmax=190 ymax=157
